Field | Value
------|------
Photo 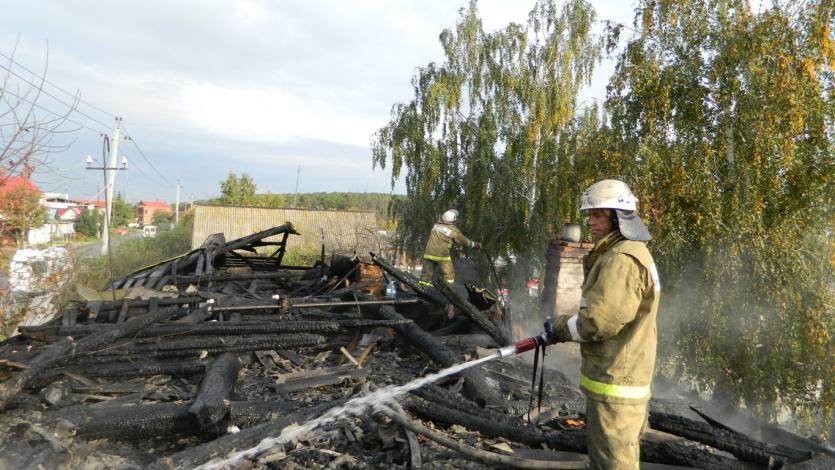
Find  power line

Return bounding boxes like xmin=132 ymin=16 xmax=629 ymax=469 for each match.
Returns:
xmin=0 ymin=87 xmax=110 ymax=135
xmin=0 ymin=62 xmax=115 ymax=132
xmin=0 ymin=50 xmax=116 ymax=121
xmin=121 ymin=124 xmax=174 ymax=187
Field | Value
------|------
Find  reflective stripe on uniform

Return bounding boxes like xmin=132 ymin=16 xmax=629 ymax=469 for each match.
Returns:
xmin=567 ymin=314 xmax=584 ymax=342
xmin=418 ymin=281 xmax=432 ymax=286
xmin=580 ymin=374 xmax=651 ymax=400
xmin=423 ymin=254 xmax=452 ymax=261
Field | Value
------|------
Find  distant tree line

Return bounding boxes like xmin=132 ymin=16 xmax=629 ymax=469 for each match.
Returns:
xmin=213 ymin=172 xmax=400 ymax=214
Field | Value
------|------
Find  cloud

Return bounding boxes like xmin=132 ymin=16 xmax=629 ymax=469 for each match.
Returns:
xmin=179 ymin=82 xmax=380 ymax=147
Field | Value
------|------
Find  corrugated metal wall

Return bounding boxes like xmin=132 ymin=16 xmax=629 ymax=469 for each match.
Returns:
xmin=192 ymin=204 xmax=383 ymax=257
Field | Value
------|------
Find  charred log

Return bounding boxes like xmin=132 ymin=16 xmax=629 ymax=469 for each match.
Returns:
xmin=189 ymin=353 xmax=241 ymax=429
xmin=369 ymin=304 xmax=501 ymax=406
xmin=56 ymin=401 xmax=291 ymax=440
xmin=405 ymin=396 xmax=751 ymax=469
xmin=49 ymin=359 xmax=206 ymax=380
xmin=0 ymin=306 xmax=181 ymax=410
xmin=649 ymin=411 xmax=812 ymax=464
xmin=432 ymin=281 xmax=510 ymax=346
xmin=69 ymin=334 xmax=327 ymax=363
xmin=151 ymin=400 xmax=343 ymax=470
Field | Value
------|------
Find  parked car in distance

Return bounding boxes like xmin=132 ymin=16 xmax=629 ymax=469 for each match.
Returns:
xmin=142 ymin=225 xmax=157 ymax=238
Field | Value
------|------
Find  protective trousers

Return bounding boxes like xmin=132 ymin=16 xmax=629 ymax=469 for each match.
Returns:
xmin=585 ymin=398 xmax=648 ymax=470
xmin=419 ymin=258 xmax=454 ymax=286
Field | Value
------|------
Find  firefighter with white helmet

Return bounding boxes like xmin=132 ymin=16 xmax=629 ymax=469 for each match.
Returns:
xmin=551 ymin=179 xmax=660 ymax=469
xmin=419 ymin=209 xmax=481 ymax=287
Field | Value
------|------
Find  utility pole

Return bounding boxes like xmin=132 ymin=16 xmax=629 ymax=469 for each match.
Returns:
xmin=85 ymin=118 xmax=128 ymax=256
xmin=293 ymin=165 xmax=301 ymax=207
xmin=175 ymin=181 xmax=180 ymax=225
xmin=103 ymin=118 xmax=121 ymax=255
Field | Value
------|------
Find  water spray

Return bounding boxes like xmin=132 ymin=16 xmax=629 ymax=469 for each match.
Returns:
xmin=195 ymin=321 xmax=557 ymax=470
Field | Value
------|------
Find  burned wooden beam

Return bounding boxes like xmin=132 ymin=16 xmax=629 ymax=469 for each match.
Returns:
xmin=151 ymin=400 xmax=344 ymax=470
xmin=56 ymin=401 xmax=292 ymax=440
xmin=82 ymin=296 xmax=201 ymax=312
xmin=271 ymin=365 xmax=370 ymax=394
xmin=71 ymin=334 xmax=327 ymax=363
xmin=207 ymin=298 xmax=420 ymax=314
xmin=48 ymin=359 xmax=206 ymax=380
xmin=433 ymin=281 xmax=510 ymax=346
xmin=405 ymin=396 xmax=751 ymax=469
xmin=649 ymin=411 xmax=812 ymax=464
xmin=0 ymin=306 xmax=181 ymax=410
xmin=369 ymin=303 xmax=501 ymax=406
xmin=189 ymin=353 xmax=241 ymax=429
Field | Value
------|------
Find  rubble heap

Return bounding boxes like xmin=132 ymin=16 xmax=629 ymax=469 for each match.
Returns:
xmin=0 ymin=223 xmax=832 ymax=469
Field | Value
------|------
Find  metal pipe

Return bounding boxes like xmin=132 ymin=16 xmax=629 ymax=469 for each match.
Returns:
xmin=208 ymin=298 xmax=420 ymax=312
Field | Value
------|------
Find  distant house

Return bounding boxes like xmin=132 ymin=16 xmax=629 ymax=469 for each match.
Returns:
xmin=55 ymin=207 xmax=84 ymax=221
xmin=136 ymin=200 xmax=170 ymax=225
xmin=0 ymin=174 xmax=50 ymax=245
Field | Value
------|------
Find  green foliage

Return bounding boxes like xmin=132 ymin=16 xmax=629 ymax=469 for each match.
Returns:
xmin=152 ymin=210 xmax=173 ymax=225
xmin=372 ymin=0 xmax=602 ymax=262
xmin=0 ymin=184 xmax=48 ymax=245
xmin=602 ymin=0 xmax=834 ymax=432
xmin=218 ymin=172 xmax=257 ymax=205
xmin=72 ymin=215 xmax=194 ymax=291
xmin=112 ymin=195 xmax=134 ymax=227
xmin=74 ymin=208 xmax=101 ymax=238
xmin=373 ymin=0 xmax=833 ymax=436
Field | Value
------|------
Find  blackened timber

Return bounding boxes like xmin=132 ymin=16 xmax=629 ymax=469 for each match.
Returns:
xmin=207 ymin=298 xmax=420 ymax=313
xmin=271 ymin=366 xmax=370 ymax=394
xmin=649 ymin=411 xmax=812 ymax=464
xmin=82 ymin=296 xmax=201 ymax=312
xmin=151 ymin=400 xmax=343 ymax=470
xmin=94 ymin=334 xmax=327 ymax=356
xmin=169 ymin=271 xmax=303 ymax=285
xmin=213 ymin=223 xmax=299 ymax=258
xmin=0 ymin=306 xmax=181 ymax=410
xmin=57 ymin=401 xmax=291 ymax=440
xmin=189 ymin=353 xmax=241 ymax=428
xmin=405 ymin=396 xmax=751 ymax=470
xmin=372 ymin=304 xmax=501 ymax=406
xmin=68 ymin=334 xmax=327 ymax=363
xmin=433 ymin=281 xmax=511 ymax=346
xmin=51 ymin=359 xmax=205 ymax=379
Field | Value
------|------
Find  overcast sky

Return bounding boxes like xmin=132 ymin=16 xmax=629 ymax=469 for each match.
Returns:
xmin=1 ymin=0 xmax=635 ymax=203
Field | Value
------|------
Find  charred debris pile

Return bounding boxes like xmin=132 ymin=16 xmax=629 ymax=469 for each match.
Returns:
xmin=0 ymin=223 xmax=831 ymax=469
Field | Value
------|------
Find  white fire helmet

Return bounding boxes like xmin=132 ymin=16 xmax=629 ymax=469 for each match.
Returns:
xmin=580 ymin=179 xmax=652 ymax=241
xmin=442 ymin=209 xmax=459 ymax=223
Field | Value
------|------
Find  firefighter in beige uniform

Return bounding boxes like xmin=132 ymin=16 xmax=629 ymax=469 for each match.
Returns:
xmin=552 ymin=180 xmax=660 ymax=469
xmin=419 ymin=209 xmax=481 ymax=286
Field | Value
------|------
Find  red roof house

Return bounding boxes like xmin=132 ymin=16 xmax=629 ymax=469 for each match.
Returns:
xmin=136 ymin=200 xmax=170 ymax=225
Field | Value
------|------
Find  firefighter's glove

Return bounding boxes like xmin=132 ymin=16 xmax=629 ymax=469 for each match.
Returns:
xmin=540 ymin=319 xmax=560 ymax=345
xmin=472 ymin=242 xmax=482 ymax=250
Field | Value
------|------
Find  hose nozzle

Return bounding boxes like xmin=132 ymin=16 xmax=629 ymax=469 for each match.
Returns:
xmin=495 ymin=319 xmax=557 ymax=358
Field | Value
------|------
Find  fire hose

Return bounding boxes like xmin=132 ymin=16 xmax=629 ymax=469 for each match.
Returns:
xmin=495 ymin=319 xmax=557 ymax=423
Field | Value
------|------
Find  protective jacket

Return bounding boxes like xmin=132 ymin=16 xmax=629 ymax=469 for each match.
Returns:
xmin=555 ymin=231 xmax=660 ymax=404
xmin=423 ymin=221 xmax=476 ymax=260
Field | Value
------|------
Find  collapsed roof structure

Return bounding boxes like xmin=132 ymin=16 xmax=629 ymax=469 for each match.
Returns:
xmin=0 ymin=223 xmax=832 ymax=469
